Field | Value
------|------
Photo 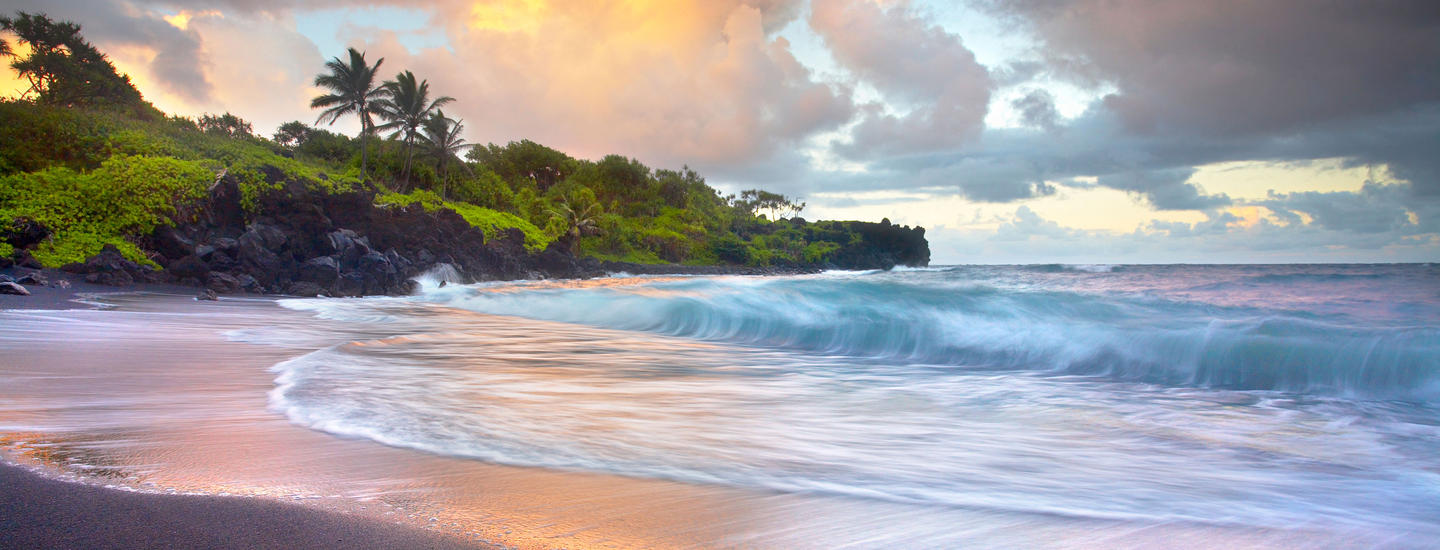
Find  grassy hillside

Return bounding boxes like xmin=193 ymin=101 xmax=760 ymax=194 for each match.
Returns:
xmin=0 ymin=12 xmax=927 ymax=272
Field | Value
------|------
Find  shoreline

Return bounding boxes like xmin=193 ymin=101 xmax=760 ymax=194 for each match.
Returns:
xmin=0 ymin=263 xmax=816 ymax=311
xmin=2 ymin=276 xmax=1413 ymax=549
xmin=0 ymin=461 xmax=486 ymax=549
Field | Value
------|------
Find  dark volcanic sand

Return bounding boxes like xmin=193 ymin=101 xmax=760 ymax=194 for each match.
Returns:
xmin=0 ymin=463 xmax=484 ymax=549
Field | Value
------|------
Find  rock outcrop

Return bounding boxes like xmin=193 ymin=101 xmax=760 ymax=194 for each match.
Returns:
xmin=130 ymin=177 xmax=605 ymax=297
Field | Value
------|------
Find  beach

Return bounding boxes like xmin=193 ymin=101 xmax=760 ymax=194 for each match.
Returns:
xmin=0 ymin=462 xmax=479 ymax=549
xmin=2 ymin=269 xmax=1436 ymax=549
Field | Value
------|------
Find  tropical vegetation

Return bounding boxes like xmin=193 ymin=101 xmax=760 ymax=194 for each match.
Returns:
xmin=0 ymin=11 xmax=926 ymax=271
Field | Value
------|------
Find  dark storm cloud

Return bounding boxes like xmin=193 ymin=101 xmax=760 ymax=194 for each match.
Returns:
xmin=988 ymin=0 xmax=1440 ymax=137
xmin=815 ymin=0 xmax=1437 ymax=212
xmin=1010 ymin=88 xmax=1058 ymax=131
xmin=1095 ymin=168 xmax=1231 ymax=211
xmin=6 ymin=0 xmax=212 ymax=102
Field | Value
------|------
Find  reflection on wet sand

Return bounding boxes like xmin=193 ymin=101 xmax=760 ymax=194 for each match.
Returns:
xmin=0 ymin=293 xmax=1397 ymax=549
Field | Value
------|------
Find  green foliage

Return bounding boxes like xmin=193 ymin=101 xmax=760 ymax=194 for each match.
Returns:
xmin=0 ymin=22 xmax=926 ymax=271
xmin=0 ymin=155 xmax=212 ymax=266
xmin=467 ymin=139 xmax=575 ymax=191
xmin=196 ymin=112 xmax=255 ymax=139
xmin=310 ymin=47 xmax=387 ymax=180
xmin=293 ymin=127 xmax=354 ymax=163
xmin=0 ymin=102 xmax=360 ymax=205
xmin=0 ymin=241 xmax=13 ymax=259
xmin=450 ymin=166 xmax=513 ymax=210
xmin=804 ymin=241 xmax=841 ymax=264
xmin=377 ymin=189 xmax=552 ymax=252
xmin=272 ymin=121 xmax=312 ymax=148
xmin=734 ymin=188 xmax=805 ymax=220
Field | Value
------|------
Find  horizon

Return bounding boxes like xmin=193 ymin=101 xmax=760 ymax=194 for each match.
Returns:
xmin=3 ymin=0 xmax=1437 ymax=264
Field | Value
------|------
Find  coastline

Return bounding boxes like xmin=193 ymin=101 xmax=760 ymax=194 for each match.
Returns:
xmin=0 ymin=462 xmax=484 ymax=550
xmin=2 ymin=278 xmax=1414 ymax=549
xmin=0 ymin=262 xmax=816 ymax=312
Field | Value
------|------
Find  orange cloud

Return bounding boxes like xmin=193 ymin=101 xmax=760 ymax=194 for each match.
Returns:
xmin=357 ymin=0 xmax=848 ymax=171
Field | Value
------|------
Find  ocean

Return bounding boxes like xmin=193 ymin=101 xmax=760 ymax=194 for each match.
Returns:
xmin=4 ymin=263 xmax=1439 ymax=547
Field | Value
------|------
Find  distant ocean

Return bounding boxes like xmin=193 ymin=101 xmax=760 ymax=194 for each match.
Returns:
xmin=244 ymin=264 xmax=1440 ymax=536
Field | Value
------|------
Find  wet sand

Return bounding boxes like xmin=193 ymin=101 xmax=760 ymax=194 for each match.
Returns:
xmin=0 ymin=291 xmax=1402 ymax=549
xmin=0 ymin=461 xmax=480 ymax=549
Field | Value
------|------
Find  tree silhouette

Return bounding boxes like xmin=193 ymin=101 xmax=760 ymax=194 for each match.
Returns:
xmin=1 ymin=11 xmax=145 ymax=108
xmin=272 ymin=121 xmax=312 ymax=149
xmin=310 ymin=48 xmax=386 ymax=182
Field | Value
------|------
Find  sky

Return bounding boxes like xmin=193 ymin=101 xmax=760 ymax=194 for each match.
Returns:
xmin=3 ymin=0 xmax=1438 ymax=264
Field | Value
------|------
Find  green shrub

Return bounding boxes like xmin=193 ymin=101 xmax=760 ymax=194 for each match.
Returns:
xmin=0 ymin=155 xmax=213 ymax=266
xmin=377 ymin=190 xmax=552 ymax=252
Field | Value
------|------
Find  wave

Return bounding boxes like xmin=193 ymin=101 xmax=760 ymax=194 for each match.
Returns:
xmin=1026 ymin=263 xmax=1122 ymax=273
xmin=418 ymin=274 xmax=1440 ymax=401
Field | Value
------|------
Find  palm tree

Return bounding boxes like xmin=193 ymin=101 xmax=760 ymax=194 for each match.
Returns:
xmin=547 ymin=198 xmax=602 ymax=254
xmin=374 ymin=70 xmax=453 ymax=190
xmin=419 ymin=110 xmax=470 ymax=199
xmin=310 ymin=48 xmax=386 ymax=182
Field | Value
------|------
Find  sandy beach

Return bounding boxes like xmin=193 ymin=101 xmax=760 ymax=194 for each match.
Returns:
xmin=1 ymin=286 xmax=1422 ymax=549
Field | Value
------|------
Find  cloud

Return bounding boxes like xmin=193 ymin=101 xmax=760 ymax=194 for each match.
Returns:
xmin=991 ymin=0 xmax=1440 ymax=137
xmin=931 ymin=185 xmax=1438 ymax=263
xmin=1010 ymin=88 xmax=1058 ymax=130
xmin=1256 ymin=181 xmax=1426 ymax=235
xmin=809 ymin=0 xmax=992 ymax=158
xmin=6 ymin=0 xmax=213 ymax=103
xmin=345 ymin=0 xmax=852 ymax=177
xmin=1095 ymin=168 xmax=1231 ymax=211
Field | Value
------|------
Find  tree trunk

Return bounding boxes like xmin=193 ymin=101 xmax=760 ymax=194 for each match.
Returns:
xmin=402 ymin=134 xmax=415 ymax=191
xmin=440 ymin=158 xmax=449 ymax=200
xmin=359 ymin=104 xmax=369 ymax=183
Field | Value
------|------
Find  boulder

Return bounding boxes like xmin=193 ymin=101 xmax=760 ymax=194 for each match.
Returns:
xmin=286 ymin=281 xmax=326 ymax=297
xmin=237 ymin=232 xmax=283 ymax=274
xmin=15 ymin=250 xmax=42 ymax=269
xmin=206 ymin=250 xmax=240 ymax=271
xmin=356 ymin=251 xmax=397 ymax=294
xmin=212 ymin=238 xmax=239 ymax=255
xmin=298 ymin=256 xmax=340 ymax=285
xmin=248 ymin=223 xmax=288 ymax=251
xmin=335 ymin=272 xmax=365 ymax=297
xmin=167 ymin=255 xmax=210 ymax=280
xmin=194 ymin=244 xmax=217 ymax=260
xmin=205 ymin=175 xmax=246 ymax=233
xmin=153 ymin=226 xmax=195 ymax=260
xmin=16 ymin=272 xmax=46 ymax=286
xmin=196 ymin=288 xmax=218 ymax=301
xmin=86 ymin=270 xmax=133 ymax=286
xmin=62 ymin=244 xmax=156 ymax=286
xmin=323 ymin=229 xmax=357 ymax=256
xmin=234 ymin=274 xmax=263 ymax=294
xmin=0 ymin=281 xmax=28 ymax=296
xmin=206 ymin=272 xmax=242 ymax=294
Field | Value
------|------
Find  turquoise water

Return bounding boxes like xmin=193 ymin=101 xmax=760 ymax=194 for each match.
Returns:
xmin=249 ymin=265 xmax=1440 ymax=538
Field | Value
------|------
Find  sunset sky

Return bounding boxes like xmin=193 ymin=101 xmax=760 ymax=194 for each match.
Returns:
xmin=4 ymin=0 xmax=1437 ymax=263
